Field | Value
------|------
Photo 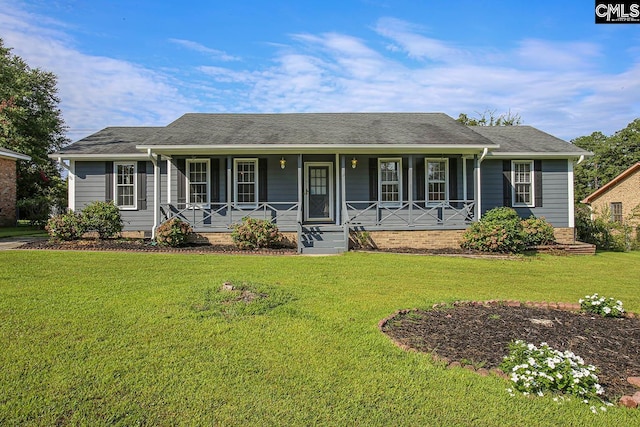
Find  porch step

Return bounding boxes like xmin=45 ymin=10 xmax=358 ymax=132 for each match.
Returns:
xmin=299 ymin=225 xmax=347 ymax=255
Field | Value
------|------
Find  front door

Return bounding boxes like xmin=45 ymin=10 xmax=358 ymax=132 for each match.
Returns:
xmin=304 ymin=162 xmax=333 ymax=222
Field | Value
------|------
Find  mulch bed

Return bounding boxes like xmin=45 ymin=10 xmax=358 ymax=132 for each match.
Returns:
xmin=18 ymin=239 xmax=298 ymax=255
xmin=381 ymin=304 xmax=640 ymax=401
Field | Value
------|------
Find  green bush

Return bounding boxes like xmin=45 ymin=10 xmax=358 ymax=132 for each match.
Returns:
xmin=521 ymin=216 xmax=555 ymax=246
xmin=45 ymin=211 xmax=85 ymax=241
xmin=461 ymin=207 xmax=526 ymax=253
xmin=461 ymin=208 xmax=555 ymax=253
xmin=575 ymin=204 xmax=629 ymax=251
xmin=231 ymin=217 xmax=282 ymax=249
xmin=82 ymin=201 xmax=123 ymax=239
xmin=155 ymin=218 xmax=193 ymax=247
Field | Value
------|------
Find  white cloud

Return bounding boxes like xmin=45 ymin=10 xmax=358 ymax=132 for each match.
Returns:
xmin=1 ymin=4 xmax=638 ymax=142
xmin=0 ymin=3 xmax=196 ymax=142
xmin=169 ymin=39 xmax=240 ymax=62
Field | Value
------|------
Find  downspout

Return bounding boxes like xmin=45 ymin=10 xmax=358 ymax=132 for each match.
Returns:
xmin=148 ymin=149 xmax=159 ymax=239
xmin=57 ymin=157 xmax=74 ymax=212
xmin=476 ymin=147 xmax=489 ymax=220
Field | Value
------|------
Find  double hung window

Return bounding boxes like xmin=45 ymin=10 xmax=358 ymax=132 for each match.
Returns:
xmin=611 ymin=202 xmax=623 ymax=223
xmin=426 ymin=159 xmax=448 ymax=204
xmin=379 ymin=158 xmax=402 ymax=207
xmin=187 ymin=159 xmax=210 ymax=207
xmin=512 ymin=161 xmax=534 ymax=207
xmin=234 ymin=158 xmax=258 ymax=207
xmin=114 ymin=162 xmax=136 ymax=209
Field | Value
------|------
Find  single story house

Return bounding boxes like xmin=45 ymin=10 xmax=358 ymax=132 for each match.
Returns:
xmin=0 ymin=147 xmax=31 ymax=226
xmin=52 ymin=113 xmax=590 ymax=253
xmin=581 ymin=161 xmax=640 ymax=235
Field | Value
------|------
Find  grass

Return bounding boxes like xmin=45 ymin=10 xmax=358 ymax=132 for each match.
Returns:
xmin=1 ymin=250 xmax=639 ymax=426
xmin=0 ymin=225 xmax=47 ymax=238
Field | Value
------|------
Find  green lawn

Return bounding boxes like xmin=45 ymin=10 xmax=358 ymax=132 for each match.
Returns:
xmin=0 ymin=225 xmax=47 ymax=238
xmin=1 ymin=250 xmax=639 ymax=426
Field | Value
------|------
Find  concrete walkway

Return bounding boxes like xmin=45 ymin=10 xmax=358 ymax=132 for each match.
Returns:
xmin=0 ymin=237 xmax=46 ymax=250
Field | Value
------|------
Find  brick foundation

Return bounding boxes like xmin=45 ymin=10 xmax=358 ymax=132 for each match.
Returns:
xmin=367 ymin=230 xmax=466 ymax=250
xmin=553 ymin=227 xmax=576 ymax=244
xmin=192 ymin=231 xmax=298 ymax=247
xmin=0 ymin=158 xmax=18 ymax=226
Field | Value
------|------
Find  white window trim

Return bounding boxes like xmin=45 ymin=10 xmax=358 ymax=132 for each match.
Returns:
xmin=378 ymin=158 xmax=402 ymax=207
xmin=425 ymin=158 xmax=449 ymax=205
xmin=186 ymin=158 xmax=210 ymax=208
xmin=234 ymin=158 xmax=259 ymax=208
xmin=511 ymin=160 xmax=535 ymax=207
xmin=114 ymin=161 xmax=137 ymax=210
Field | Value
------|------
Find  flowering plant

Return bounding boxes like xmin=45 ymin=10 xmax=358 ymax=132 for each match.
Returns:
xmin=579 ymin=294 xmax=625 ymax=318
xmin=501 ymin=340 xmax=605 ymax=402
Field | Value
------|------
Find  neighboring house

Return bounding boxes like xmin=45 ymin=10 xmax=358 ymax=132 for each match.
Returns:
xmin=51 ymin=113 xmax=590 ymax=253
xmin=0 ymin=147 xmax=31 ymax=226
xmin=581 ymin=162 xmax=640 ymax=235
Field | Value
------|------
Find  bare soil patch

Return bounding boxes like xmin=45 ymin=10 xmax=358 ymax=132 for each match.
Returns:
xmin=381 ymin=304 xmax=640 ymax=401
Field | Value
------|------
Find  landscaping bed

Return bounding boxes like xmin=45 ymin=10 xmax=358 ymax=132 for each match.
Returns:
xmin=18 ymin=238 xmax=297 ymax=254
xmin=381 ymin=303 xmax=640 ymax=401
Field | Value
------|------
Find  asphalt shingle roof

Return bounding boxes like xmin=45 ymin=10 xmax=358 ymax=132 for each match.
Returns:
xmin=471 ymin=126 xmax=590 ymax=155
xmin=56 ymin=127 xmax=163 ymax=155
xmin=151 ymin=113 xmax=495 ymax=147
xmin=54 ymin=113 xmax=590 ymax=157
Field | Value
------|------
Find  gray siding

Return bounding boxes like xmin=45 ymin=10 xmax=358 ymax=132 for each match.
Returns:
xmin=481 ymin=159 xmax=569 ymax=226
xmin=74 ymin=161 xmax=156 ymax=232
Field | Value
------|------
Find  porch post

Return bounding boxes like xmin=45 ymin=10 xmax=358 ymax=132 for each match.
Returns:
xmin=408 ymin=155 xmax=413 ymax=226
xmin=297 ymin=154 xmax=303 ymax=223
xmin=152 ymin=154 xmax=161 ymax=239
xmin=474 ymin=154 xmax=481 ymax=221
xmin=462 ymin=156 xmax=468 ymax=202
xmin=67 ymin=160 xmax=76 ymax=211
xmin=226 ymin=156 xmax=232 ymax=226
xmin=340 ymin=155 xmax=346 ymax=226
xmin=166 ymin=157 xmax=172 ymax=204
xmin=335 ymin=153 xmax=340 ymax=225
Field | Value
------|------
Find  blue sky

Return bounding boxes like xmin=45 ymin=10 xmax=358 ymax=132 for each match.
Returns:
xmin=1 ymin=0 xmax=639 ymax=142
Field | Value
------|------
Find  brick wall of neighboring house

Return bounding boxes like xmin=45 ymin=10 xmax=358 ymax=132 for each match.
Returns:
xmin=589 ymin=168 xmax=640 ymax=235
xmin=0 ymin=157 xmax=18 ymax=226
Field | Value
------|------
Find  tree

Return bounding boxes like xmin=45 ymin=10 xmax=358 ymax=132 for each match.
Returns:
xmin=456 ymin=109 xmax=522 ymax=126
xmin=0 ymin=38 xmax=68 ymax=223
xmin=573 ymin=119 xmax=640 ymax=201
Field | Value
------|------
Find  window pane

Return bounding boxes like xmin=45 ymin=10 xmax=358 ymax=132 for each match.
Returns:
xmin=115 ymin=163 xmax=135 ymax=208
xmin=187 ymin=160 xmax=209 ymax=205
xmin=611 ymin=202 xmax=623 ymax=223
xmin=379 ymin=160 xmax=400 ymax=204
xmin=426 ymin=160 xmax=447 ymax=202
xmin=236 ymin=160 xmax=257 ymax=205
xmin=513 ymin=162 xmax=532 ymax=205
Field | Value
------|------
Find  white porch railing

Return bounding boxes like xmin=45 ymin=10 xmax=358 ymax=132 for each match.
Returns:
xmin=344 ymin=200 xmax=476 ymax=228
xmin=160 ymin=202 xmax=299 ymax=230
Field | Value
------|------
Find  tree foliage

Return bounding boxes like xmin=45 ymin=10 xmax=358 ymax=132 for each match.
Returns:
xmin=0 ymin=38 xmax=68 ymax=221
xmin=573 ymin=118 xmax=640 ymax=201
xmin=456 ymin=109 xmax=522 ymax=126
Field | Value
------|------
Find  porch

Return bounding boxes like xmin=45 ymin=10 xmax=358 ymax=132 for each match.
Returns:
xmin=153 ymin=153 xmax=482 ymax=253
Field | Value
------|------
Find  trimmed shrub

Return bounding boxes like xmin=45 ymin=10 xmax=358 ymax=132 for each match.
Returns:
xmin=461 ymin=208 xmax=556 ymax=253
xmin=521 ymin=216 xmax=555 ymax=246
xmin=231 ymin=217 xmax=282 ymax=249
xmin=46 ymin=211 xmax=85 ymax=241
xmin=82 ymin=201 xmax=123 ymax=239
xmin=461 ymin=207 xmax=526 ymax=253
xmin=156 ymin=218 xmax=193 ymax=247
